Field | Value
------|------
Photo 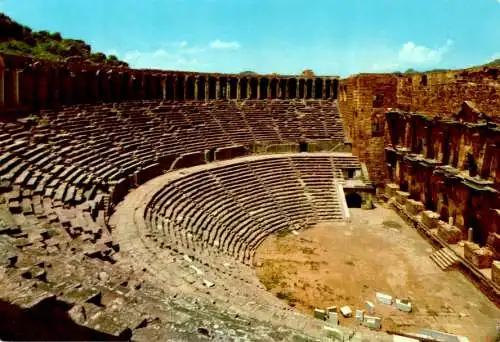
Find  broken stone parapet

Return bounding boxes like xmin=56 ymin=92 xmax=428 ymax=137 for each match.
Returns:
xmin=395 ymin=299 xmax=412 ymax=313
xmin=395 ymin=191 xmax=410 ymax=205
xmin=491 ymin=261 xmax=500 ymax=285
xmin=437 ymin=221 xmax=462 ymax=244
xmin=421 ymin=210 xmax=440 ymax=229
xmin=486 ymin=232 xmax=500 ymax=259
xmin=464 ymin=242 xmax=493 ymax=269
xmin=375 ymin=292 xmax=392 ymax=305
xmin=385 ymin=183 xmax=399 ymax=198
xmin=405 ymin=199 xmax=424 ymax=215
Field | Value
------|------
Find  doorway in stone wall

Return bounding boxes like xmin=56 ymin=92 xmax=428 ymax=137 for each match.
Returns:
xmin=345 ymin=192 xmax=362 ymax=208
xmin=299 ymin=142 xmax=308 ymax=152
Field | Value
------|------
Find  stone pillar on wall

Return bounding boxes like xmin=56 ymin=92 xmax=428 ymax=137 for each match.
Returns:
xmin=215 ymin=78 xmax=220 ymax=99
xmin=236 ymin=78 xmax=241 ymax=100
xmin=311 ymin=80 xmax=316 ymax=99
xmin=226 ymin=79 xmax=231 ymax=99
xmin=204 ymin=79 xmax=209 ymax=101
xmin=13 ymin=70 xmax=21 ymax=106
xmin=322 ymin=79 xmax=327 ymax=99
xmin=161 ymin=77 xmax=166 ymax=100
xmin=296 ymin=80 xmax=300 ymax=100
xmin=257 ymin=78 xmax=261 ymax=99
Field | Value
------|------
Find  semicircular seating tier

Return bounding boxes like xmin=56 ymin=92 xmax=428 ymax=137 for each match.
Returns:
xmin=0 ymin=99 xmax=351 ymax=264
xmin=144 ymin=154 xmax=361 ymax=264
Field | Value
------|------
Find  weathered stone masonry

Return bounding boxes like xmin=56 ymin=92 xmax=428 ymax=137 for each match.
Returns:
xmin=0 ymin=53 xmax=339 ymax=115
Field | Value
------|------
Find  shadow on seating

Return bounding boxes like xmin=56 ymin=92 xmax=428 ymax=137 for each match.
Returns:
xmin=0 ymin=298 xmax=129 ymax=341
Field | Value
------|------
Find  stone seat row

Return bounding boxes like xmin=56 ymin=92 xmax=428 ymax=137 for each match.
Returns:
xmin=145 ymin=156 xmax=349 ymax=264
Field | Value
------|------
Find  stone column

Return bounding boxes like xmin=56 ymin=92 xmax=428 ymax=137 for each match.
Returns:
xmin=194 ymin=77 xmax=199 ymax=100
xmin=204 ymin=79 xmax=209 ymax=101
xmin=322 ymin=79 xmax=327 ymax=99
xmin=267 ymin=80 xmax=271 ymax=99
xmin=257 ymin=78 xmax=261 ymax=99
xmin=296 ymin=80 xmax=300 ymax=100
xmin=215 ymin=78 xmax=220 ymax=99
xmin=311 ymin=81 xmax=315 ymax=99
xmin=277 ymin=81 xmax=282 ymax=99
xmin=161 ymin=77 xmax=166 ymax=100
xmin=236 ymin=78 xmax=241 ymax=100
xmin=227 ymin=80 xmax=231 ymax=99
xmin=13 ymin=70 xmax=21 ymax=106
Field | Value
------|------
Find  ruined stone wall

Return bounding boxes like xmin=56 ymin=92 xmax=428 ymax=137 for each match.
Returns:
xmin=397 ymin=68 xmax=500 ymax=116
xmin=338 ymin=74 xmax=397 ymax=185
xmin=385 ymin=105 xmax=500 ymax=247
xmin=0 ymin=53 xmax=340 ymax=116
xmin=339 ymin=67 xmax=500 ymax=185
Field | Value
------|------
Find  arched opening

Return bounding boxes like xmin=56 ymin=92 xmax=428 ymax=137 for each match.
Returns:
xmin=439 ymin=206 xmax=449 ymax=222
xmin=259 ymin=78 xmax=268 ymax=99
xmin=240 ymin=78 xmax=248 ymax=99
xmin=298 ymin=79 xmax=305 ymax=98
xmin=219 ymin=77 xmax=227 ymax=99
xmin=186 ymin=76 xmax=195 ymax=100
xmin=229 ymin=77 xmax=238 ymax=99
xmin=332 ymin=79 xmax=339 ymax=99
xmin=288 ymin=78 xmax=297 ymax=99
xmin=165 ymin=76 xmax=175 ymax=100
xmin=325 ymin=79 xmax=331 ymax=99
xmin=299 ymin=141 xmax=308 ymax=152
xmin=270 ymin=79 xmax=278 ymax=99
xmin=345 ymin=192 xmax=362 ymax=208
xmin=249 ymin=78 xmax=258 ymax=99
xmin=306 ymin=79 xmax=313 ymax=99
xmin=314 ymin=78 xmax=323 ymax=99
xmin=176 ymin=75 xmax=185 ymax=101
xmin=119 ymin=72 xmax=129 ymax=102
xmin=279 ymin=79 xmax=287 ymax=99
xmin=197 ymin=76 xmax=206 ymax=100
xmin=208 ymin=77 xmax=216 ymax=100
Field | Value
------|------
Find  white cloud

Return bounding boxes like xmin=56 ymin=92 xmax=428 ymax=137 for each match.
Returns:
xmin=491 ymin=52 xmax=500 ymax=61
xmin=209 ymin=39 xmax=241 ymax=50
xmin=369 ymin=39 xmax=454 ymax=72
xmin=398 ymin=39 xmax=453 ymax=65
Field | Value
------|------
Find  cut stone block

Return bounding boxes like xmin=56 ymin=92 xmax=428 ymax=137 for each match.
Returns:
xmin=405 ymin=199 xmax=424 ymax=215
xmin=492 ymin=261 xmax=500 ymax=285
xmin=326 ymin=306 xmax=337 ymax=314
xmin=395 ymin=299 xmax=412 ymax=313
xmin=365 ymin=301 xmax=375 ymax=314
xmin=395 ymin=191 xmax=410 ymax=205
xmin=314 ymin=308 xmax=326 ymax=320
xmin=385 ymin=183 xmax=399 ymax=198
xmin=464 ymin=242 xmax=493 ymax=269
xmin=422 ymin=211 xmax=440 ymax=229
xmin=363 ymin=315 xmax=382 ymax=330
xmin=437 ymin=221 xmax=462 ymax=244
xmin=340 ymin=306 xmax=352 ymax=317
xmin=328 ymin=312 xmax=339 ymax=326
xmin=355 ymin=309 xmax=365 ymax=322
xmin=376 ymin=292 xmax=392 ymax=305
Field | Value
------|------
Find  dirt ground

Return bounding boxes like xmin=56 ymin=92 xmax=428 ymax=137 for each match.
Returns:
xmin=255 ymin=206 xmax=500 ymax=341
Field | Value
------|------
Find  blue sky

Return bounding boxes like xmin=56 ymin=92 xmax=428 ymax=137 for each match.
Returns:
xmin=1 ymin=0 xmax=500 ymax=76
